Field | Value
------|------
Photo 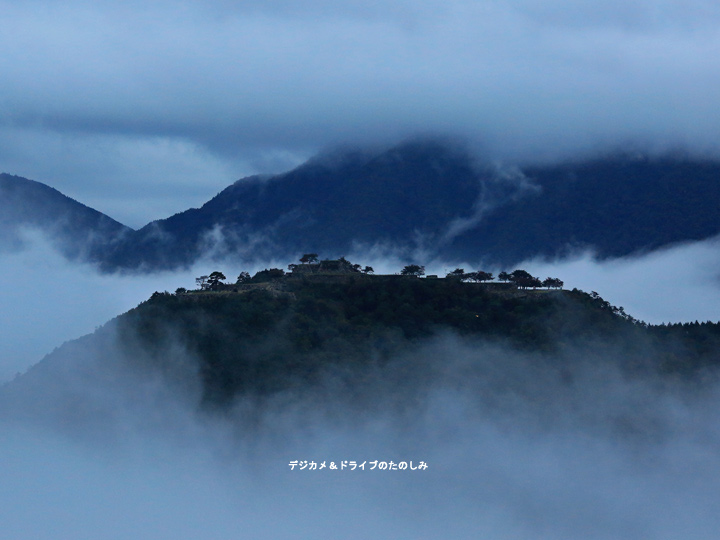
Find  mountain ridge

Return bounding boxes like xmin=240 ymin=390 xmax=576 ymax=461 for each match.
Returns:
xmin=5 ymin=140 xmax=720 ymax=271
xmin=0 ymin=173 xmax=133 ymax=261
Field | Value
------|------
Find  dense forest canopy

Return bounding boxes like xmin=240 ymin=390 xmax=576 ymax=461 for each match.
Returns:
xmin=127 ymin=273 xmax=720 ymax=407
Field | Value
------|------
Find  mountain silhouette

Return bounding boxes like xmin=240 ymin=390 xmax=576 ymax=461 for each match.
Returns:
xmin=5 ymin=140 xmax=720 ymax=270
xmin=0 ymin=173 xmax=132 ymax=260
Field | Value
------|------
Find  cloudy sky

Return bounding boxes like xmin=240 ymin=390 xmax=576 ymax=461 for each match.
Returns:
xmin=1 ymin=0 xmax=719 ymax=226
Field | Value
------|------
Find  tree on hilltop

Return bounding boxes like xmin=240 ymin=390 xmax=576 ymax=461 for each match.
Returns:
xmin=208 ymin=271 xmax=227 ymax=290
xmin=465 ymin=270 xmax=494 ymax=282
xmin=252 ymin=268 xmax=285 ymax=282
xmin=401 ymin=264 xmax=425 ymax=277
xmin=509 ymin=269 xmax=541 ymax=289
xmin=542 ymin=277 xmax=564 ymax=289
xmin=300 ymin=253 xmax=319 ymax=264
xmin=195 ymin=275 xmax=209 ymax=290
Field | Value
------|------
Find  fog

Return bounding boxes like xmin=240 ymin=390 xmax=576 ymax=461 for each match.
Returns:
xmin=0 ymin=231 xmax=197 ymax=381
xmin=0 ymin=230 xmax=296 ymax=382
xmin=3 ymin=233 xmax=720 ymax=536
xmin=523 ymin=240 xmax=720 ymax=324
xmin=2 ymin=0 xmax=719 ymax=224
xmin=3 ymin=319 xmax=720 ymax=539
xmin=3 ymin=2 xmax=720 ymax=533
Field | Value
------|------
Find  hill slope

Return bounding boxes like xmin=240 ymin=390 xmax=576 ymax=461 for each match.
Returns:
xmin=447 ymin=155 xmax=720 ymax=264
xmin=100 ymin=140 xmax=492 ymax=269
xmin=100 ymin=142 xmax=720 ymax=271
xmin=0 ymin=173 xmax=132 ymax=260
xmin=3 ymin=275 xmax=720 ymax=425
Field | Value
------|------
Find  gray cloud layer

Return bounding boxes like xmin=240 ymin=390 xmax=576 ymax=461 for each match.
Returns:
xmin=1 ymin=0 xmax=719 ymax=224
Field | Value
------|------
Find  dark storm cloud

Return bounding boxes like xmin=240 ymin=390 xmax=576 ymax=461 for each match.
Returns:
xmin=1 ymin=0 xmax=719 ymax=223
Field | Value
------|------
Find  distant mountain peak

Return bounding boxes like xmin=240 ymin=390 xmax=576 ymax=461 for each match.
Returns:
xmin=6 ymin=139 xmax=720 ymax=272
xmin=0 ymin=173 xmax=132 ymax=261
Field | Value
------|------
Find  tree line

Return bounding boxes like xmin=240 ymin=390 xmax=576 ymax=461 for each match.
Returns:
xmin=179 ymin=254 xmax=563 ymax=293
xmin=401 ymin=265 xmax=562 ymax=289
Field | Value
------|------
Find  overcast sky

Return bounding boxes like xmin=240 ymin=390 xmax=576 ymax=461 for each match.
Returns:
xmin=1 ymin=0 xmax=719 ymax=226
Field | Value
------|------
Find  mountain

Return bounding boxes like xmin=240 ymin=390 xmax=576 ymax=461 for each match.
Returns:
xmin=6 ymin=140 xmax=720 ymax=271
xmin=99 ymin=140 xmax=495 ymax=270
xmin=445 ymin=154 xmax=720 ymax=264
xmin=3 ymin=272 xmax=719 ymax=425
xmin=99 ymin=141 xmax=720 ymax=271
xmin=0 ymin=173 xmax=132 ymax=260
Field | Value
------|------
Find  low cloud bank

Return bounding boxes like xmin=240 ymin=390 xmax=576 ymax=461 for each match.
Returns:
xmin=0 ymin=231 xmax=200 ymax=381
xmin=2 ymin=325 xmax=720 ymax=539
xmin=522 ymin=238 xmax=720 ymax=324
xmin=0 ymin=230 xmax=306 ymax=381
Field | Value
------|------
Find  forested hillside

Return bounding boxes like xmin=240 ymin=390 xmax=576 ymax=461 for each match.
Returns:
xmin=3 ymin=271 xmax=720 ymax=441
xmin=93 ymin=278 xmax=720 ymax=405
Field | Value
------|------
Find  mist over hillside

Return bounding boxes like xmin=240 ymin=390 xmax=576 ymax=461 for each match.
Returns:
xmin=0 ymin=173 xmax=132 ymax=261
xmin=3 ymin=276 xmax=720 ymax=538
xmin=4 ymin=1 xmax=720 ymax=536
